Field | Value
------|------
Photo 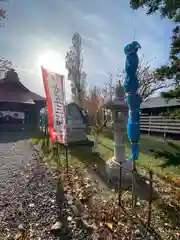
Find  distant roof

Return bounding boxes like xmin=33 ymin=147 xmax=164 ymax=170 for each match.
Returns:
xmin=140 ymin=97 xmax=180 ymax=109
xmin=0 ymin=69 xmax=45 ymax=104
xmin=0 ymin=90 xmax=35 ymax=104
xmin=27 ymin=91 xmax=46 ymax=102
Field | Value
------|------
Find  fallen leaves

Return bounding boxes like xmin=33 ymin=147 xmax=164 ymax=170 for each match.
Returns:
xmin=14 ymin=222 xmax=36 ymax=240
xmin=57 ymin=166 xmax=151 ymax=239
xmin=55 ymin=160 xmax=180 ymax=239
xmin=104 ymin=222 xmax=113 ymax=230
xmin=50 ymin=221 xmax=63 ymax=233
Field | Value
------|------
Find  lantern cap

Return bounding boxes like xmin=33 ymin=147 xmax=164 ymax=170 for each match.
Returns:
xmin=104 ymin=81 xmax=128 ymax=111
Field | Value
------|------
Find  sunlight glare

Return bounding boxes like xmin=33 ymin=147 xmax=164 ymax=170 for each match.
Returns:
xmin=37 ymin=50 xmax=71 ymax=101
xmin=37 ymin=50 xmax=67 ymax=75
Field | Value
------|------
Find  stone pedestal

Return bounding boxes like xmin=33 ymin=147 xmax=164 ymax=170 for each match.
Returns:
xmin=106 ymin=117 xmax=132 ymax=186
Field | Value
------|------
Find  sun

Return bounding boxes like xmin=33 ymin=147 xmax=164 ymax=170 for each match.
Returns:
xmin=37 ymin=50 xmax=71 ymax=101
xmin=37 ymin=50 xmax=67 ymax=76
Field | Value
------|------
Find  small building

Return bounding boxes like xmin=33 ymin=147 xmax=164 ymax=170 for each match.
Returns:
xmin=140 ymin=96 xmax=180 ymax=115
xmin=0 ymin=69 xmax=46 ymax=131
xmin=140 ymin=96 xmax=180 ymax=137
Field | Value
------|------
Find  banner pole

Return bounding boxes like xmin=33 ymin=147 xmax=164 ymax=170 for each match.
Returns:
xmin=65 ymin=144 xmax=68 ymax=174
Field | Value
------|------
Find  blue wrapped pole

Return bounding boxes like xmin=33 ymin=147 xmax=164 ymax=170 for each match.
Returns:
xmin=123 ymin=41 xmax=141 ymax=161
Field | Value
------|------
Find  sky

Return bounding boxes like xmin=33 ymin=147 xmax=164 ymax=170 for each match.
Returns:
xmin=0 ymin=0 xmax=173 ymax=100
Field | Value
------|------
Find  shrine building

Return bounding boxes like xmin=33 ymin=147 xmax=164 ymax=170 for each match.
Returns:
xmin=0 ymin=69 xmax=46 ymax=131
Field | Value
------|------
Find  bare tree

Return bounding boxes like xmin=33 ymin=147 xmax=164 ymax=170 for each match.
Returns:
xmin=0 ymin=7 xmax=7 ymax=27
xmin=0 ymin=57 xmax=13 ymax=81
xmin=88 ymin=73 xmax=116 ymax=121
xmin=0 ymin=57 xmax=12 ymax=70
xmin=66 ymin=33 xmax=87 ymax=108
xmin=117 ymin=57 xmax=169 ymax=103
xmin=137 ymin=59 xmax=168 ymax=102
xmin=85 ymin=85 xmax=107 ymax=152
xmin=0 ymin=8 xmax=6 ymax=21
xmin=85 ymin=73 xmax=116 ymax=126
xmin=85 ymin=86 xmax=103 ymax=124
xmin=101 ymin=72 xmax=116 ymax=101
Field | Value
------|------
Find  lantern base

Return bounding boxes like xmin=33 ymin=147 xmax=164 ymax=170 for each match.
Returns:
xmin=106 ymin=158 xmax=132 ymax=189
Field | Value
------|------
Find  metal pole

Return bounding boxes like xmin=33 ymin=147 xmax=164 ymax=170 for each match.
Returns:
xmin=132 ymin=156 xmax=137 ymax=208
xmin=65 ymin=144 xmax=69 ymax=174
xmin=118 ymin=161 xmax=122 ymax=206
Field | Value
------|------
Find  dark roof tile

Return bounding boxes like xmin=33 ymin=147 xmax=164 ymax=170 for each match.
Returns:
xmin=0 ymin=75 xmax=45 ymax=103
xmin=140 ymin=97 xmax=180 ymax=109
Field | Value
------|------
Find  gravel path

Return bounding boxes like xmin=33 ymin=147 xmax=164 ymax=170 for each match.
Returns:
xmin=0 ymin=132 xmax=34 ymax=189
xmin=0 ymin=133 xmax=92 ymax=240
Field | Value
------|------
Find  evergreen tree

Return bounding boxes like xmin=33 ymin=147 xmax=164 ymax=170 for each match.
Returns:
xmin=130 ymin=1 xmax=180 ymax=163
xmin=130 ymin=0 xmax=180 ymax=100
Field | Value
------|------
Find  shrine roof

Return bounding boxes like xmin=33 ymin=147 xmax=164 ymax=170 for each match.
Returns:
xmin=0 ymin=70 xmax=46 ymax=104
xmin=140 ymin=97 xmax=180 ymax=109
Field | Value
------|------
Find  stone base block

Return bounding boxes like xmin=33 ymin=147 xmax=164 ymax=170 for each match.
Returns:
xmin=106 ymin=158 xmax=133 ymax=189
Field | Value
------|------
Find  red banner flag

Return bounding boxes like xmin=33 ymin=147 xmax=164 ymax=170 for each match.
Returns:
xmin=41 ymin=67 xmax=67 ymax=144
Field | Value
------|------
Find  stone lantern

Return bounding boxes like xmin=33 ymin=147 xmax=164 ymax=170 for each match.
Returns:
xmin=104 ymin=82 xmax=130 ymax=183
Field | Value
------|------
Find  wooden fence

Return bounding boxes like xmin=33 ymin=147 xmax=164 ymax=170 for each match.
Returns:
xmin=140 ymin=115 xmax=180 ymax=136
xmin=106 ymin=115 xmax=180 ymax=137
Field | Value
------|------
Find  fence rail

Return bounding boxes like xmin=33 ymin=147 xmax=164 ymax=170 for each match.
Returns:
xmin=107 ymin=115 xmax=180 ymax=136
xmin=140 ymin=115 xmax=180 ymax=135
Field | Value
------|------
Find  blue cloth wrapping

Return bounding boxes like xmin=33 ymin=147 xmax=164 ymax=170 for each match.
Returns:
xmin=126 ymin=93 xmax=140 ymax=110
xmin=127 ymin=119 xmax=140 ymax=142
xmin=123 ymin=41 xmax=141 ymax=161
xmin=129 ymin=142 xmax=139 ymax=161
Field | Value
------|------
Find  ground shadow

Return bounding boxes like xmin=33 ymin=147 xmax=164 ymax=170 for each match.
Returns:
xmin=56 ymin=178 xmax=72 ymax=239
xmin=157 ymin=200 xmax=180 ymax=228
xmin=70 ymin=146 xmax=159 ymax=201
xmin=149 ymin=147 xmax=180 ymax=168
xmin=70 ymin=145 xmax=180 ymax=228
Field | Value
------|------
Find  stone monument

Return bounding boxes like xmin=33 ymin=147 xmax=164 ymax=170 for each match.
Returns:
xmin=40 ymin=103 xmax=92 ymax=146
xmin=66 ymin=102 xmax=89 ymax=144
xmin=104 ymin=82 xmax=131 ymax=183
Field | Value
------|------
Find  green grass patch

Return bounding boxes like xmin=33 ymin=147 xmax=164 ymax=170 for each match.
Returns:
xmin=33 ymin=130 xmax=180 ymax=179
xmin=97 ymin=130 xmax=180 ymax=178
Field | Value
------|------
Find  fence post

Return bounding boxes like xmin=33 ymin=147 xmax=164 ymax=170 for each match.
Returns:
xmin=147 ymin=170 xmax=153 ymax=227
xmin=65 ymin=145 xmax=69 ymax=174
xmin=132 ymin=157 xmax=137 ymax=208
xmin=148 ymin=113 xmax=152 ymax=136
xmin=164 ymin=121 xmax=167 ymax=138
